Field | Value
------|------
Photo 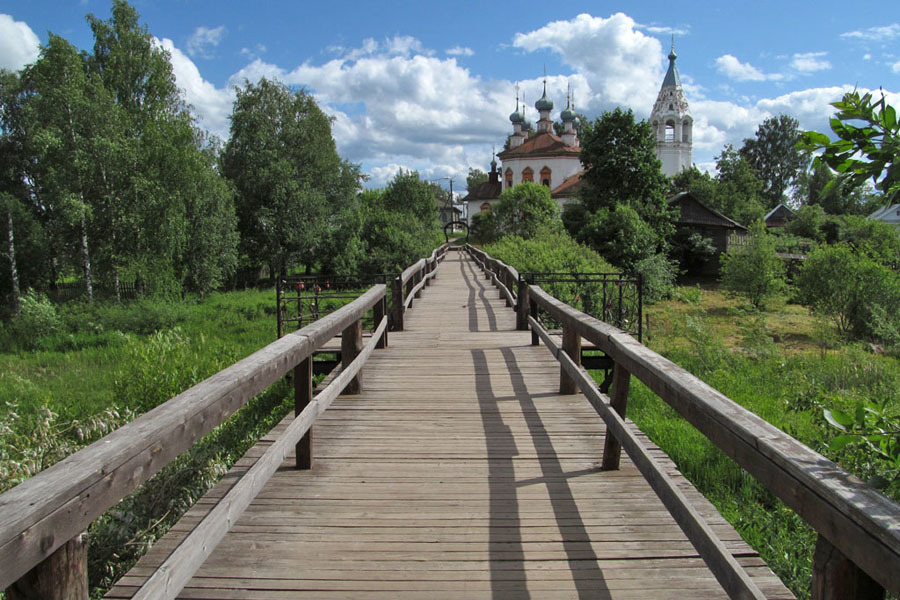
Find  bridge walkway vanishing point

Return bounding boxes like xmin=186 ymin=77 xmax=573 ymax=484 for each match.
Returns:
xmin=107 ymin=251 xmax=793 ymax=599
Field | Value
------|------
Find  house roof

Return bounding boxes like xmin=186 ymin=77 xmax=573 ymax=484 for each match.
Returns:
xmin=764 ymin=203 xmax=794 ymax=221
xmin=461 ymin=180 xmax=502 ymax=203
xmin=870 ymin=203 xmax=900 ymax=224
xmin=668 ymin=191 xmax=748 ymax=231
xmin=550 ymin=170 xmax=585 ymax=198
xmin=497 ymin=131 xmax=580 ymax=160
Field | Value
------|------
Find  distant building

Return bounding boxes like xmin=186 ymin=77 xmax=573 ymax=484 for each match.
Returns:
xmin=464 ymin=81 xmax=583 ymax=224
xmin=669 ymin=191 xmax=747 ymax=274
xmin=870 ymin=204 xmax=900 ymax=229
xmin=650 ymin=43 xmax=692 ymax=176
xmin=764 ymin=204 xmax=795 ymax=228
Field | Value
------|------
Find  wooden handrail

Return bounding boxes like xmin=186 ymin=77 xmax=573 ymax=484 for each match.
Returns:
xmin=0 ymin=285 xmax=387 ymax=591
xmin=468 ymin=246 xmax=900 ymax=598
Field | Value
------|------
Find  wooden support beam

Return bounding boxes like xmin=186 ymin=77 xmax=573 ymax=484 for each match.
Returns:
xmin=374 ymin=297 xmax=387 ymax=349
xmin=294 ymin=357 xmax=313 ymax=470
xmin=813 ymin=535 xmax=884 ymax=600
xmin=390 ymin=277 xmax=403 ymax=331
xmin=6 ymin=533 xmax=87 ymax=600
xmin=516 ymin=280 xmax=529 ymax=331
xmin=602 ymin=363 xmax=632 ymax=470
xmin=341 ymin=320 xmax=363 ymax=394
xmin=559 ymin=324 xmax=581 ymax=394
xmin=530 ymin=299 xmax=539 ymax=346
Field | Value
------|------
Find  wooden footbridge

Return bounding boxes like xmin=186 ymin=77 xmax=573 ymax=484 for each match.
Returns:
xmin=2 ymin=246 xmax=899 ymax=599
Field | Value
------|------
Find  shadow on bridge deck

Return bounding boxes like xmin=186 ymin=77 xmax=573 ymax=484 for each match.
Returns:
xmin=107 ymin=251 xmax=793 ymax=599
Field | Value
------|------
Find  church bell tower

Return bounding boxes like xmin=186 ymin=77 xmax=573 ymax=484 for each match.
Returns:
xmin=650 ymin=40 xmax=692 ymax=176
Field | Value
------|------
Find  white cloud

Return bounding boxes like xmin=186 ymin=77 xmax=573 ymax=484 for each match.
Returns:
xmin=446 ymin=46 xmax=474 ymax=57
xmin=186 ymin=25 xmax=226 ymax=59
xmin=893 ymin=61 xmax=900 ymax=74
xmin=841 ymin=23 xmax=900 ymax=41
xmin=512 ymin=13 xmax=664 ymax=113
xmin=715 ymin=54 xmax=783 ymax=82
xmin=240 ymin=44 xmax=267 ymax=61
xmin=0 ymin=14 xmax=40 ymax=71
xmin=641 ymin=24 xmax=689 ymax=36
xmin=156 ymin=38 xmax=234 ymax=139
xmin=863 ymin=53 xmax=872 ymax=60
xmin=791 ymin=52 xmax=831 ymax=72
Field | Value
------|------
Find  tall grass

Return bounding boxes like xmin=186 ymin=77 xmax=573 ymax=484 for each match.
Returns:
xmin=611 ymin=297 xmax=900 ymax=599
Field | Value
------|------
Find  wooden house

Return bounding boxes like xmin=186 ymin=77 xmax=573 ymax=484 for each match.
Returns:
xmin=668 ymin=191 xmax=748 ymax=274
xmin=764 ymin=203 xmax=794 ymax=228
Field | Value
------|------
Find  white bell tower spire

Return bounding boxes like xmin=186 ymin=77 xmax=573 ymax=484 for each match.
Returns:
xmin=650 ymin=39 xmax=692 ymax=176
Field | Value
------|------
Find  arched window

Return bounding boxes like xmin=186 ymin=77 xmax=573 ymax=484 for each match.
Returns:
xmin=480 ymin=202 xmax=492 ymax=214
xmin=505 ymin=168 xmax=513 ymax=188
xmin=540 ymin=166 xmax=552 ymax=188
xmin=665 ymin=119 xmax=675 ymax=143
xmin=521 ymin=167 xmax=533 ymax=183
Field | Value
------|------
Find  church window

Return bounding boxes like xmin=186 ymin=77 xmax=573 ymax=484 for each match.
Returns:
xmin=540 ymin=166 xmax=552 ymax=188
xmin=665 ymin=120 xmax=675 ymax=143
xmin=480 ymin=202 xmax=492 ymax=214
xmin=522 ymin=167 xmax=533 ymax=183
xmin=505 ymin=168 xmax=513 ymax=188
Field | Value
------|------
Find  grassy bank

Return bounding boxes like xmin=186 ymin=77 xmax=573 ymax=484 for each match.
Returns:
xmin=606 ymin=284 xmax=900 ymax=598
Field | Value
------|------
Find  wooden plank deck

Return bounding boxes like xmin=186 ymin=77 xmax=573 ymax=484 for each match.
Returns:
xmin=108 ymin=251 xmax=793 ymax=599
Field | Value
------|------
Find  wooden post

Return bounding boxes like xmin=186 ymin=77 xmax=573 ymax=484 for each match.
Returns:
xmin=601 ymin=363 xmax=632 ymax=470
xmin=294 ymin=357 xmax=313 ymax=470
xmin=530 ymin=298 xmax=539 ymax=346
xmin=517 ymin=280 xmax=530 ymax=331
xmin=424 ymin=260 xmax=432 ymax=287
xmin=341 ymin=319 xmax=363 ymax=394
xmin=6 ymin=533 xmax=88 ymax=600
xmin=374 ymin=296 xmax=387 ymax=349
xmin=559 ymin=324 xmax=581 ymax=394
xmin=812 ymin=535 xmax=884 ymax=600
xmin=414 ymin=269 xmax=422 ymax=299
xmin=391 ymin=276 xmax=404 ymax=331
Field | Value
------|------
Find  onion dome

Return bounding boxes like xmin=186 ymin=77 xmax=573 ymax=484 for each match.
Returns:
xmin=509 ymin=101 xmax=524 ymax=124
xmin=561 ymin=103 xmax=576 ymax=122
xmin=535 ymin=80 xmax=553 ymax=111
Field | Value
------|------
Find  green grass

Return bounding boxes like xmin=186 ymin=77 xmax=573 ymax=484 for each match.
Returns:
xmin=605 ymin=285 xmax=900 ymax=599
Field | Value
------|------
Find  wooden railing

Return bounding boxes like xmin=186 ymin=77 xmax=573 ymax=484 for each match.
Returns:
xmin=466 ymin=244 xmax=900 ymax=600
xmin=0 ymin=246 xmax=447 ymax=600
xmin=391 ymin=244 xmax=449 ymax=330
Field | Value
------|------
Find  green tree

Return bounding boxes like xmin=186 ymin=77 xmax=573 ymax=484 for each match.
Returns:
xmin=799 ymin=90 xmax=899 ymax=203
xmin=787 ymin=204 xmax=826 ymax=241
xmin=494 ymin=182 xmax=558 ymax=239
xmin=797 ymin=244 xmax=900 ymax=341
xmin=720 ymin=220 xmax=787 ymax=309
xmin=358 ymin=170 xmax=443 ymax=274
xmin=222 ymin=78 xmax=349 ymax=278
xmin=571 ymin=107 xmax=673 ymax=269
xmin=715 ymin=144 xmax=767 ymax=225
xmin=740 ymin=115 xmax=808 ymax=208
xmin=466 ymin=168 xmax=488 ymax=193
xmin=839 ymin=215 xmax=900 ymax=265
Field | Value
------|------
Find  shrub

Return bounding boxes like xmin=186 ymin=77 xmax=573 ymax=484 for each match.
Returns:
xmin=720 ymin=220 xmax=787 ymax=309
xmin=796 ymin=244 xmax=900 ymax=343
xmin=494 ymin=182 xmax=559 ymax=239
xmin=8 ymin=290 xmax=62 ymax=348
xmin=633 ymin=253 xmax=677 ymax=303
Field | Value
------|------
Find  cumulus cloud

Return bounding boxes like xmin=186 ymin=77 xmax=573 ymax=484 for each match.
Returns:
xmin=841 ymin=23 xmax=900 ymax=41
xmin=513 ymin=13 xmax=664 ymax=113
xmin=186 ymin=25 xmax=226 ymax=59
xmin=156 ymin=38 xmax=234 ymax=138
xmin=0 ymin=14 xmax=40 ymax=71
xmin=446 ymin=46 xmax=474 ymax=57
xmin=715 ymin=54 xmax=782 ymax=82
xmin=791 ymin=52 xmax=831 ymax=72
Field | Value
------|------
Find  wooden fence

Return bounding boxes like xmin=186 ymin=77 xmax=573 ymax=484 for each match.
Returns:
xmin=0 ymin=245 xmax=448 ymax=600
xmin=467 ymin=244 xmax=900 ymax=600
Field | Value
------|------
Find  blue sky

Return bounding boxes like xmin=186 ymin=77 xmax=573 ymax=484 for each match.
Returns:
xmin=2 ymin=1 xmax=899 ymax=189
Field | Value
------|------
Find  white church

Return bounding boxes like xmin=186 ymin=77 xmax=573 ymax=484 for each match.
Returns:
xmin=465 ymin=45 xmax=692 ymax=224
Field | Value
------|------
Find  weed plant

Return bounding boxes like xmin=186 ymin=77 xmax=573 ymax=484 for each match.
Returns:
xmin=615 ymin=299 xmax=900 ymax=599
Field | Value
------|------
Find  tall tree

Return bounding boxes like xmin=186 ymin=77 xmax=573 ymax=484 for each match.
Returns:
xmin=569 ymin=107 xmax=673 ymax=269
xmin=740 ymin=114 xmax=808 ymax=208
xmin=466 ymin=168 xmax=488 ymax=193
xmin=494 ymin=182 xmax=558 ymax=238
xmin=223 ymin=78 xmax=353 ymax=277
xmin=715 ymin=144 xmax=767 ymax=224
